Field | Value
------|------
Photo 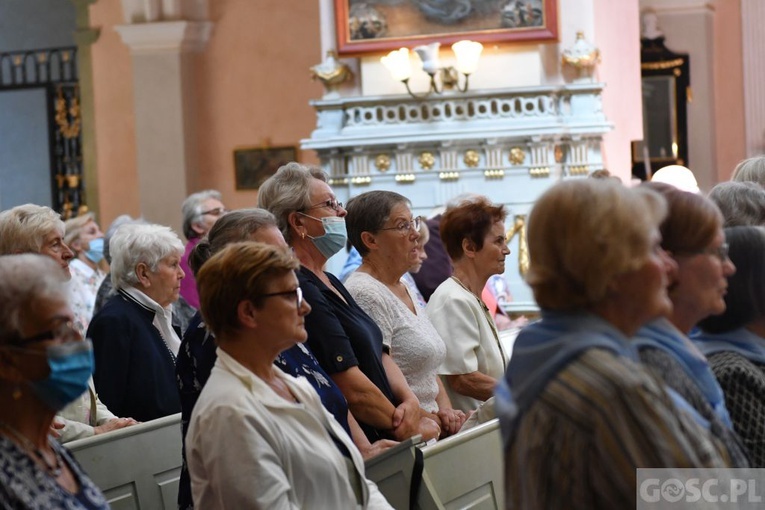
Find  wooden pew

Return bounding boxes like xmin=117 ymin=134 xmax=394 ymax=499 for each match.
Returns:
xmin=415 ymin=419 xmax=504 ymax=510
xmin=365 ymin=434 xmax=423 ymax=510
xmin=67 ymin=413 xmax=183 ymax=510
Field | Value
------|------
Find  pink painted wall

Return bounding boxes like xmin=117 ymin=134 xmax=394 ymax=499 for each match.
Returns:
xmin=89 ymin=0 xmax=140 ymax=226
xmin=89 ymin=0 xmax=322 ymax=225
xmin=193 ymin=0 xmax=324 ymax=210
xmin=713 ymin=0 xmax=746 ymax=181
xmin=593 ymin=0 xmax=643 ymax=182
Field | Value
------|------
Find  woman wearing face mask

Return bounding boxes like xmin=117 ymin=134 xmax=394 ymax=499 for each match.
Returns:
xmin=259 ymin=163 xmax=439 ymax=443
xmin=64 ymin=214 xmax=107 ymax=333
xmin=0 ymin=253 xmax=109 ymax=508
xmin=0 ymin=205 xmax=137 ymax=444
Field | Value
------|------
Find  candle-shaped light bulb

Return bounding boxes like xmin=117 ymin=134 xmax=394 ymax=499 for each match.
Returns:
xmin=414 ymin=42 xmax=441 ymax=75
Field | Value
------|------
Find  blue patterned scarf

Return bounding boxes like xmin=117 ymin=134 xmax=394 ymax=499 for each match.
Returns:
xmin=692 ymin=327 xmax=765 ymax=365
xmin=496 ymin=311 xmax=637 ymax=448
xmin=634 ymin=318 xmax=732 ymax=428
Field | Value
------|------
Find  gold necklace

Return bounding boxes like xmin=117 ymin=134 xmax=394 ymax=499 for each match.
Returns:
xmin=0 ymin=420 xmax=63 ymax=477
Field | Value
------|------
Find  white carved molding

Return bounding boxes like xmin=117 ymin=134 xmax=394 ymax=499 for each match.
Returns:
xmin=115 ymin=21 xmax=213 ymax=54
xmin=120 ymin=0 xmax=209 ymax=23
xmin=303 ymin=85 xmax=611 ymax=309
xmin=741 ymin=0 xmax=765 ymax=155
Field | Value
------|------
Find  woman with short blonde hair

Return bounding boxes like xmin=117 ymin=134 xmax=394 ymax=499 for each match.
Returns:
xmin=498 ymin=179 xmax=730 ymax=509
xmin=187 ymin=242 xmax=392 ymax=509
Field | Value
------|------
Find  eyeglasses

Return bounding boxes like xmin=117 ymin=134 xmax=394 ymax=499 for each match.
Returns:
xmin=257 ymin=287 xmax=304 ymax=309
xmin=302 ymin=199 xmax=344 ymax=212
xmin=378 ymin=217 xmax=421 ymax=236
xmin=681 ymin=243 xmax=730 ymax=262
xmin=201 ymin=207 xmax=228 ymax=217
xmin=12 ymin=320 xmax=81 ymax=346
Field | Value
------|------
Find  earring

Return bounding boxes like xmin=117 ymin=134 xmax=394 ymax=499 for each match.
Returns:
xmin=301 ymin=231 xmax=306 ymax=240
xmin=12 ymin=386 xmax=21 ymax=400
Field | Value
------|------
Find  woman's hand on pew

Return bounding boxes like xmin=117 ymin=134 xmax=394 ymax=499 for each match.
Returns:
xmin=391 ymin=398 xmax=422 ymax=440
xmin=94 ymin=417 xmax=139 ymax=435
xmin=358 ymin=439 xmax=399 ymax=460
xmin=436 ymin=408 xmax=467 ymax=437
xmin=417 ymin=417 xmax=441 ymax=442
xmin=49 ymin=420 xmax=65 ymax=438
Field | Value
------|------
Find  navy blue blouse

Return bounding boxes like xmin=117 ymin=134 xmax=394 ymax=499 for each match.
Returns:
xmin=298 ymin=266 xmax=396 ymax=442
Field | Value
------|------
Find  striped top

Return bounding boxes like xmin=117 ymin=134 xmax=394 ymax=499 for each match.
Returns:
xmin=504 ymin=349 xmax=731 ymax=510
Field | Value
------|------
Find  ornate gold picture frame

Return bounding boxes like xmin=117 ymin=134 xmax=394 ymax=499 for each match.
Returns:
xmin=335 ymin=0 xmax=558 ymax=55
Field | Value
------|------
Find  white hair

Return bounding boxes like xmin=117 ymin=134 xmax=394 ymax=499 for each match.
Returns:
xmin=110 ymin=223 xmax=184 ymax=290
xmin=181 ymin=189 xmax=222 ymax=240
xmin=0 ymin=254 xmax=66 ymax=344
xmin=0 ymin=204 xmax=64 ymax=255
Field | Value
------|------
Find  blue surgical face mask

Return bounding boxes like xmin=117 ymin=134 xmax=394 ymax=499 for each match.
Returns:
xmin=85 ymin=237 xmax=105 ymax=264
xmin=28 ymin=340 xmax=94 ymax=411
xmin=301 ymin=214 xmax=347 ymax=259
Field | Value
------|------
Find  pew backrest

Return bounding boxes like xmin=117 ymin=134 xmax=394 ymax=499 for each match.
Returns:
xmin=67 ymin=413 xmax=183 ymax=510
xmin=365 ymin=434 xmax=423 ymax=510
xmin=416 ymin=418 xmax=504 ymax=510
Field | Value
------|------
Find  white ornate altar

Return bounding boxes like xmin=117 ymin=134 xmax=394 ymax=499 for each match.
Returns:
xmin=301 ymin=84 xmax=612 ymax=310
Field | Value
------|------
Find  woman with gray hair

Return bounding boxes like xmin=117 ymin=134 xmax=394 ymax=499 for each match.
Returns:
xmin=259 ymin=162 xmax=438 ymax=443
xmin=731 ymin=156 xmax=765 ymax=187
xmin=179 ymin=189 xmax=226 ymax=309
xmin=708 ymin=181 xmax=765 ymax=227
xmin=497 ymin=179 xmax=729 ymax=509
xmin=0 ymin=205 xmax=137 ymax=443
xmin=0 ymin=253 xmax=110 ymax=508
xmin=88 ymin=223 xmax=185 ymax=422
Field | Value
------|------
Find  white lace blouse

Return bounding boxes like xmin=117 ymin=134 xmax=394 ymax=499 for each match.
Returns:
xmin=345 ymin=272 xmax=446 ymax=413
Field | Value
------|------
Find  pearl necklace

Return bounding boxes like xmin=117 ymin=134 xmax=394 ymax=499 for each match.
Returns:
xmin=0 ymin=420 xmax=63 ymax=477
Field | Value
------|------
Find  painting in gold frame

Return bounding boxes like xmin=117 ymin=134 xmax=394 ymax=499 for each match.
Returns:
xmin=335 ymin=0 xmax=558 ymax=55
xmin=233 ymin=146 xmax=297 ymax=191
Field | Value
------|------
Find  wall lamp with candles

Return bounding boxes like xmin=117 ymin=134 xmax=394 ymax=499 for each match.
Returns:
xmin=380 ymin=40 xmax=483 ymax=99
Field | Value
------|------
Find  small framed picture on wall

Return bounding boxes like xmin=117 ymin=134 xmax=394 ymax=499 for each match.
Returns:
xmin=233 ymin=146 xmax=298 ymax=190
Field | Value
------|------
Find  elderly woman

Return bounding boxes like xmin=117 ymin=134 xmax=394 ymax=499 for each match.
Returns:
xmin=708 ymin=181 xmax=765 ymax=227
xmin=0 ymin=204 xmax=74 ymax=278
xmin=0 ymin=254 xmax=109 ymax=508
xmin=0 ymin=204 xmax=136 ymax=443
xmin=694 ymin=226 xmax=765 ymax=466
xmin=88 ymin=223 xmax=184 ymax=421
xmin=426 ymin=196 xmax=510 ymax=413
xmin=187 ymin=242 xmax=392 ymax=508
xmin=64 ymin=213 xmax=106 ymax=332
xmin=497 ymin=179 xmax=730 ymax=509
xmin=259 ymin=162 xmax=438 ymax=442
xmin=633 ymin=183 xmax=747 ymax=466
xmin=179 ymin=189 xmax=227 ymax=309
xmin=175 ymin=209 xmax=395 ymax=509
xmin=731 ymin=155 xmax=765 ymax=187
xmin=345 ymin=191 xmax=466 ymax=436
